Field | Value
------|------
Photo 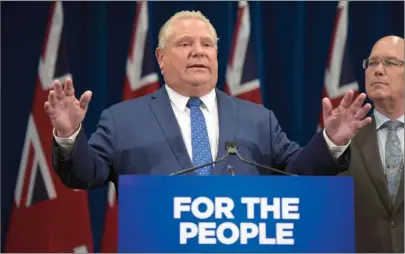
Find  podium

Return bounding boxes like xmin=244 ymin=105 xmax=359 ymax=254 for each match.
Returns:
xmin=118 ymin=175 xmax=354 ymax=253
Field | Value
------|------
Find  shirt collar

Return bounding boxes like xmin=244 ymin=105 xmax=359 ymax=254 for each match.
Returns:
xmin=374 ymin=109 xmax=404 ymax=130
xmin=165 ymin=84 xmax=216 ymax=112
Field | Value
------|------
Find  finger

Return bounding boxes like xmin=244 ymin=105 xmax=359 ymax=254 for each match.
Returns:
xmin=44 ymin=101 xmax=54 ymax=115
xmin=79 ymin=91 xmax=92 ymax=110
xmin=355 ymin=103 xmax=372 ymax=120
xmin=353 ymin=116 xmax=372 ymax=130
xmin=322 ymin=97 xmax=333 ymax=122
xmin=64 ymin=77 xmax=75 ymax=96
xmin=48 ymin=90 xmax=58 ymax=106
xmin=339 ymin=90 xmax=354 ymax=108
xmin=349 ymin=93 xmax=367 ymax=113
xmin=54 ymin=80 xmax=65 ymax=100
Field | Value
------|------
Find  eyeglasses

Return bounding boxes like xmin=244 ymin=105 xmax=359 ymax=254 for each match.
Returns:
xmin=363 ymin=58 xmax=404 ymax=69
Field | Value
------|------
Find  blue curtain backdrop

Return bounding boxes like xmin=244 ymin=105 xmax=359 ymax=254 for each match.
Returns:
xmin=2 ymin=1 xmax=403 ymax=252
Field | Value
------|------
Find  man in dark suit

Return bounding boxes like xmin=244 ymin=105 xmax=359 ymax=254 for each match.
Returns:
xmin=339 ymin=35 xmax=404 ymax=252
xmin=45 ymin=11 xmax=371 ymax=190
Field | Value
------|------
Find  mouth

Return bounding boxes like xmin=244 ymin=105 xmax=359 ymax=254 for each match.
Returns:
xmin=372 ymin=81 xmax=387 ymax=86
xmin=188 ymin=64 xmax=209 ymax=70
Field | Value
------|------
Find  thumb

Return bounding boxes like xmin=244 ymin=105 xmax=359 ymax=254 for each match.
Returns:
xmin=79 ymin=91 xmax=92 ymax=111
xmin=322 ymin=97 xmax=332 ymax=124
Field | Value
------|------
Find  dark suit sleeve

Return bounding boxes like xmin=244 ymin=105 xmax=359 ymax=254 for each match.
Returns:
xmin=52 ymin=109 xmax=116 ymax=189
xmin=268 ymin=110 xmax=350 ymax=175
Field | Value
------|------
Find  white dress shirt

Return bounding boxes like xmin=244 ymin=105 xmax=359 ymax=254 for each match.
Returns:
xmin=165 ymin=85 xmax=219 ymax=161
xmin=53 ymin=85 xmax=348 ymax=161
xmin=374 ymin=110 xmax=404 ymax=166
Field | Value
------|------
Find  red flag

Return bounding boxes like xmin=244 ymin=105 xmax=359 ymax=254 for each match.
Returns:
xmin=100 ymin=1 xmax=159 ymax=252
xmin=5 ymin=1 xmax=94 ymax=252
xmin=319 ymin=0 xmax=359 ymax=129
xmin=224 ymin=1 xmax=262 ymax=104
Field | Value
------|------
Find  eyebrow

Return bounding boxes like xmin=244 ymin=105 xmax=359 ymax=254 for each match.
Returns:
xmin=175 ymin=35 xmax=215 ymax=43
xmin=369 ymin=55 xmax=400 ymax=60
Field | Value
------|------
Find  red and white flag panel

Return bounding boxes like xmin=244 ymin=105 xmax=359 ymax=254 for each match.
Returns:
xmin=319 ymin=0 xmax=359 ymax=129
xmin=122 ymin=1 xmax=160 ymax=101
xmin=100 ymin=1 xmax=159 ymax=252
xmin=224 ymin=1 xmax=262 ymax=104
xmin=5 ymin=1 xmax=94 ymax=252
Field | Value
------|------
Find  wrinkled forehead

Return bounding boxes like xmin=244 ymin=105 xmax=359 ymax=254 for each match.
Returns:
xmin=168 ymin=18 xmax=216 ymax=43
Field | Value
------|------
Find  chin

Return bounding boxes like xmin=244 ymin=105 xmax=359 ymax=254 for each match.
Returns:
xmin=369 ymin=90 xmax=391 ymax=101
xmin=187 ymin=79 xmax=210 ymax=87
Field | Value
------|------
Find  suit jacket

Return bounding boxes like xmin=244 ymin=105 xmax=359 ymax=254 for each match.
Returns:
xmin=52 ymin=87 xmax=349 ymax=190
xmin=339 ymin=118 xmax=404 ymax=253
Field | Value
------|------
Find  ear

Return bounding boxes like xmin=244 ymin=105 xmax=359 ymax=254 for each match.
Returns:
xmin=155 ymin=47 xmax=164 ymax=71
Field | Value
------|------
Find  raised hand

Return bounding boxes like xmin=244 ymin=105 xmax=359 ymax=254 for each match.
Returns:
xmin=323 ymin=90 xmax=372 ymax=146
xmin=44 ymin=78 xmax=92 ymax=138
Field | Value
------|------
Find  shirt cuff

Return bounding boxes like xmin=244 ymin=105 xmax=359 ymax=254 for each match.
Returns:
xmin=322 ymin=129 xmax=350 ymax=159
xmin=53 ymin=125 xmax=81 ymax=154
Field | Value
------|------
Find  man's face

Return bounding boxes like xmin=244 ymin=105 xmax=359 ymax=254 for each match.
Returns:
xmin=365 ymin=38 xmax=404 ymax=103
xmin=156 ymin=18 xmax=218 ymax=97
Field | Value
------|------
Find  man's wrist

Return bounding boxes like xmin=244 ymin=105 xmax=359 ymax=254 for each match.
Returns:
xmin=55 ymin=125 xmax=80 ymax=138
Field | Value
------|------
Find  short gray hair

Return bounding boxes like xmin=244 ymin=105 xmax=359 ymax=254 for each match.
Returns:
xmin=158 ymin=10 xmax=218 ymax=49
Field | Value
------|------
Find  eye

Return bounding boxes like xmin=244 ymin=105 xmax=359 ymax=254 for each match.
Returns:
xmin=180 ymin=42 xmax=190 ymax=47
xmin=385 ymin=60 xmax=398 ymax=66
xmin=368 ymin=60 xmax=378 ymax=67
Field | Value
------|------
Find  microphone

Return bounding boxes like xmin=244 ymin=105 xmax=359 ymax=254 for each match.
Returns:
xmin=227 ymin=165 xmax=235 ymax=176
xmin=169 ymin=152 xmax=231 ymax=176
xmin=225 ymin=141 xmax=297 ymax=176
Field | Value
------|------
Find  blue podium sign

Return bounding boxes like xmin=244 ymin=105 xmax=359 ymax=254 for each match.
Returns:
xmin=118 ymin=176 xmax=354 ymax=253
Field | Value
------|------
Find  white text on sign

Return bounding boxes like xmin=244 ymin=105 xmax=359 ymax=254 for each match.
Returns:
xmin=173 ymin=197 xmax=300 ymax=245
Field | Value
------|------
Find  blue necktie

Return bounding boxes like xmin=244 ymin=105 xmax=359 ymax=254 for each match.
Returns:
xmin=188 ymin=97 xmax=213 ymax=175
xmin=383 ymin=120 xmax=404 ymax=202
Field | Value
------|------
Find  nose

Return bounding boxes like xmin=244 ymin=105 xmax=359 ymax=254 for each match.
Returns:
xmin=374 ymin=61 xmax=385 ymax=76
xmin=191 ymin=43 xmax=205 ymax=57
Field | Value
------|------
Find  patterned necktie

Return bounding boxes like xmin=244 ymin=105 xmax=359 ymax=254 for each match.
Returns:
xmin=188 ymin=97 xmax=213 ymax=175
xmin=383 ymin=120 xmax=404 ymax=202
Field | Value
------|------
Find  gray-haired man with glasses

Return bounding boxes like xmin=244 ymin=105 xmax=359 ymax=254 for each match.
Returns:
xmin=340 ymin=35 xmax=404 ymax=253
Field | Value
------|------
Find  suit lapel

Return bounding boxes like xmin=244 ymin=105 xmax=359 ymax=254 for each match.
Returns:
xmin=356 ymin=119 xmax=391 ymax=212
xmin=212 ymin=89 xmax=236 ymax=175
xmin=149 ymin=88 xmax=193 ymax=174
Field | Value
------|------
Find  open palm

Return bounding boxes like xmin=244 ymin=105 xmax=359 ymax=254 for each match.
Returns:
xmin=44 ymin=78 xmax=92 ymax=137
xmin=323 ymin=90 xmax=372 ymax=146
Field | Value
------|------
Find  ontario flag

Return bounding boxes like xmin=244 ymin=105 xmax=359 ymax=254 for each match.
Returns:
xmin=224 ymin=1 xmax=262 ymax=104
xmin=4 ymin=1 xmax=93 ymax=253
xmin=100 ymin=1 xmax=159 ymax=252
xmin=319 ymin=0 xmax=359 ymax=129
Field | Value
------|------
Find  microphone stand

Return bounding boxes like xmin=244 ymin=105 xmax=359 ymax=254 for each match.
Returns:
xmin=169 ymin=152 xmax=230 ymax=176
xmin=169 ymin=141 xmax=297 ymax=176
xmin=227 ymin=141 xmax=297 ymax=176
